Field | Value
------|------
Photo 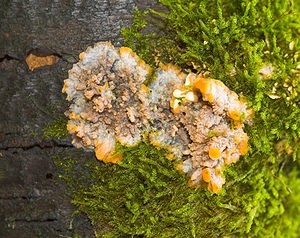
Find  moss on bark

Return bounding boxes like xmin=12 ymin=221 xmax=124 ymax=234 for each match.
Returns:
xmin=57 ymin=0 xmax=300 ymax=237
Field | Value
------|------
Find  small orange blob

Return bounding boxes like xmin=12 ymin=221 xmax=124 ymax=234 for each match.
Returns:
xmin=209 ymin=182 xmax=221 ymax=193
xmin=79 ymin=52 xmax=86 ymax=60
xmin=223 ymin=149 xmax=231 ymax=165
xmin=176 ymin=163 xmax=183 ymax=171
xmin=95 ymin=148 xmax=122 ymax=164
xmin=238 ymin=139 xmax=249 ymax=155
xmin=170 ymin=99 xmax=181 ymax=113
xmin=202 ymin=168 xmax=211 ymax=183
xmin=165 ymin=153 xmax=175 ymax=160
xmin=62 ymin=80 xmax=69 ymax=93
xmin=104 ymin=154 xmax=123 ymax=164
xmin=67 ymin=123 xmax=77 ymax=133
xmin=69 ymin=112 xmax=80 ymax=120
xmin=140 ymin=84 xmax=149 ymax=95
xmin=119 ymin=47 xmax=134 ymax=55
xmin=194 ymin=77 xmax=215 ymax=103
xmin=26 ymin=53 xmax=59 ymax=71
xmin=194 ymin=77 xmax=209 ymax=91
xmin=208 ymin=147 xmax=221 ymax=160
xmin=94 ymin=139 xmax=122 ymax=164
xmin=207 ymin=94 xmax=214 ymax=103
xmin=228 ymin=110 xmax=241 ymax=121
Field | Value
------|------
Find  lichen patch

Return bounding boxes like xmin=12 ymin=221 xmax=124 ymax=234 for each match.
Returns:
xmin=63 ymin=42 xmax=252 ymax=193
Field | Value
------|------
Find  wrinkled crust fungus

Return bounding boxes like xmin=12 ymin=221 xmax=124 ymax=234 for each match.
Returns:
xmin=63 ymin=42 xmax=252 ymax=193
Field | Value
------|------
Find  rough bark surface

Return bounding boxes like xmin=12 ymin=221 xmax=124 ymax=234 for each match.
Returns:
xmin=0 ymin=0 xmax=158 ymax=237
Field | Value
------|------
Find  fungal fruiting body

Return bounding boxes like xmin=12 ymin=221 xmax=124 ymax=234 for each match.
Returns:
xmin=63 ymin=42 xmax=252 ymax=193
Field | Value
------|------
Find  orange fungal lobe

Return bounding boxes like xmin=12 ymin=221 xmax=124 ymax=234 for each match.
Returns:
xmin=209 ymin=147 xmax=222 ymax=160
xmin=202 ymin=168 xmax=211 ymax=183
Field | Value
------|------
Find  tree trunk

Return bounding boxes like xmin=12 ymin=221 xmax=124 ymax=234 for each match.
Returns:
xmin=0 ymin=0 xmax=158 ymax=236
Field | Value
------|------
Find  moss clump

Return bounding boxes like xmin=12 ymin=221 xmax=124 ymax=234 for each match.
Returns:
xmin=43 ymin=117 xmax=69 ymax=139
xmin=58 ymin=142 xmax=299 ymax=237
xmin=122 ymin=0 xmax=300 ymax=162
xmin=58 ymin=0 xmax=300 ymax=237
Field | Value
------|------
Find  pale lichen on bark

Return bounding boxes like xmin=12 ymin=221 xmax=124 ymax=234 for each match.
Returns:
xmin=63 ymin=42 xmax=252 ymax=193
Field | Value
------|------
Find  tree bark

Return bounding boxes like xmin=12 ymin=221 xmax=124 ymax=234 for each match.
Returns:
xmin=0 ymin=0 xmax=158 ymax=236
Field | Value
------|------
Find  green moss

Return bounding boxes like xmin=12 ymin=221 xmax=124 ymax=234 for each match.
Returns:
xmin=43 ymin=117 xmax=68 ymax=139
xmin=122 ymin=1 xmax=300 ymax=164
xmin=58 ymin=142 xmax=300 ymax=237
xmin=57 ymin=0 xmax=300 ymax=237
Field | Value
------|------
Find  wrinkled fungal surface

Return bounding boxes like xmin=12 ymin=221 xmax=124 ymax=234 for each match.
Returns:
xmin=63 ymin=42 xmax=252 ymax=193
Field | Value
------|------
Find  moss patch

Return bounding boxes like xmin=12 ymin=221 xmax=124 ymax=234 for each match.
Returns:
xmin=122 ymin=0 xmax=300 ymax=164
xmin=58 ymin=0 xmax=300 ymax=237
xmin=58 ymin=142 xmax=299 ymax=237
xmin=43 ymin=117 xmax=69 ymax=139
